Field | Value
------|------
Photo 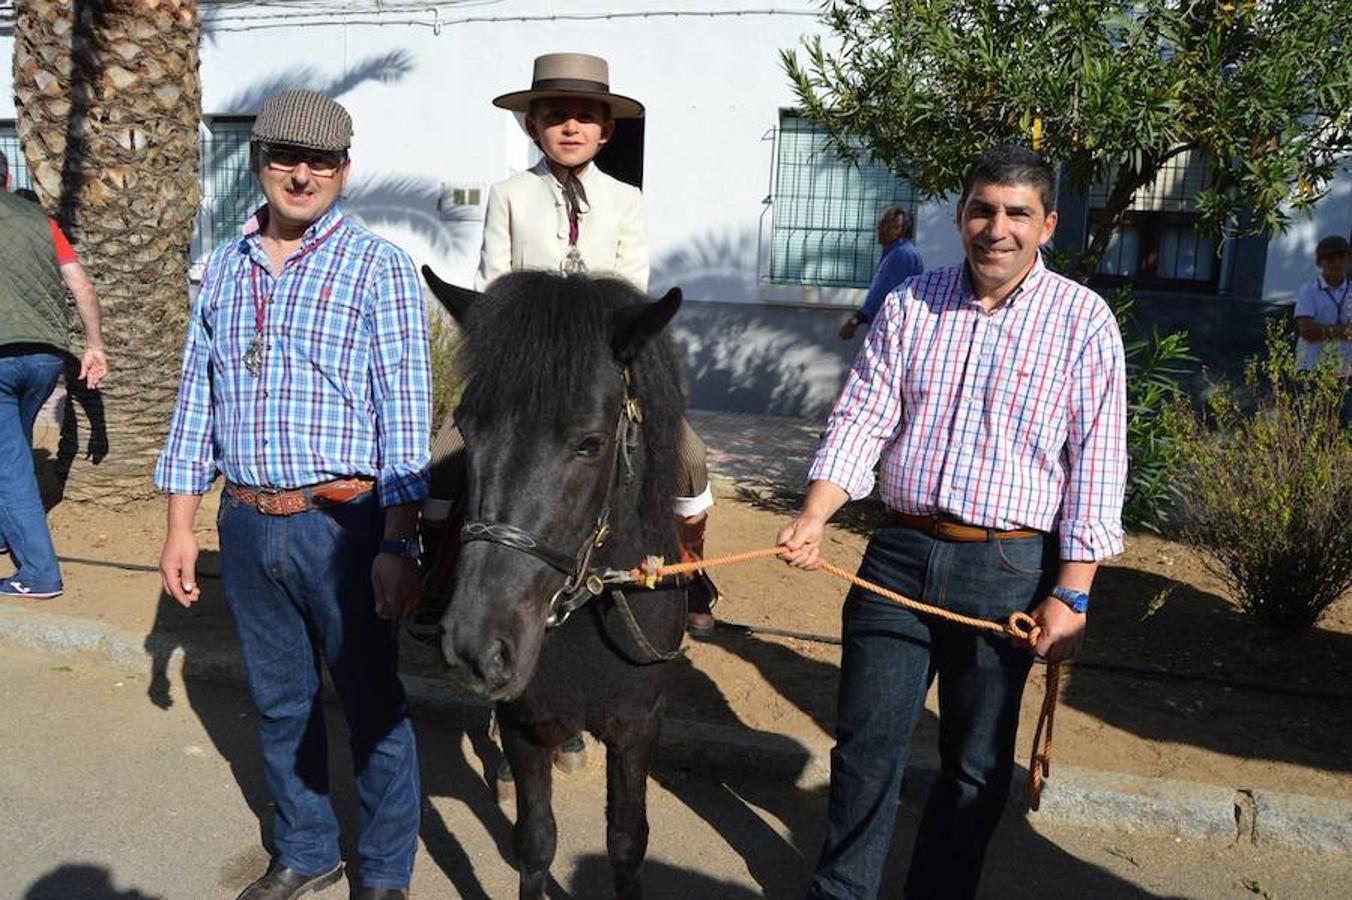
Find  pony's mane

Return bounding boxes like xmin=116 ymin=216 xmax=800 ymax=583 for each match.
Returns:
xmin=457 ymin=272 xmax=686 ymax=552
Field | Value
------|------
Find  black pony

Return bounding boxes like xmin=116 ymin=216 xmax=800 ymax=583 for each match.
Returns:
xmin=422 ymin=268 xmax=688 ymax=899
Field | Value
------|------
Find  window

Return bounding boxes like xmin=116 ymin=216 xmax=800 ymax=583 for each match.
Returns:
xmin=770 ymin=112 xmax=917 ymax=288
xmin=192 ymin=117 xmax=262 ymax=265
xmin=1088 ymin=149 xmax=1217 ymax=292
xmin=0 ymin=122 xmax=33 ymax=191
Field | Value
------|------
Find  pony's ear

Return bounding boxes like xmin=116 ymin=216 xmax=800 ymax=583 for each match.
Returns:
xmin=611 ymin=288 xmax=682 ymax=364
xmin=421 ymin=265 xmax=478 ymax=322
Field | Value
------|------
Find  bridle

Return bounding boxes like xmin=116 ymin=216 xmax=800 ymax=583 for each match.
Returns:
xmin=459 ymin=367 xmax=643 ymax=628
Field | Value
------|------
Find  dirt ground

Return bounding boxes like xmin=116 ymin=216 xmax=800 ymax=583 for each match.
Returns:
xmin=23 ymin=484 xmax=1352 ymax=801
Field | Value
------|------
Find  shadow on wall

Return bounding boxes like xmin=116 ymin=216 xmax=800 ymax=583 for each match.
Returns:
xmin=215 ymin=50 xmax=417 ymax=112
xmin=1259 ymin=163 xmax=1352 ymax=303
xmin=653 ymin=229 xmax=857 ymax=419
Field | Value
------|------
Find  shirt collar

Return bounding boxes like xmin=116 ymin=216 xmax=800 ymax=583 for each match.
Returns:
xmin=241 ymin=203 xmax=346 ymax=252
xmin=534 ymin=157 xmax=597 ymax=187
xmin=959 ymin=253 xmax=1048 ymax=311
xmin=1318 ymin=272 xmax=1348 ymax=292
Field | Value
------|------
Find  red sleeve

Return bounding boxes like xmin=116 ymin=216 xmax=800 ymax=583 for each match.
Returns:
xmin=49 ymin=219 xmax=78 ymax=265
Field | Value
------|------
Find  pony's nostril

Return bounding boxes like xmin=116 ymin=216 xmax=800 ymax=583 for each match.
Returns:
xmin=478 ymin=638 xmax=514 ymax=690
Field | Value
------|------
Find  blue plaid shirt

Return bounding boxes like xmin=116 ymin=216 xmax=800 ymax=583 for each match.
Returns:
xmin=155 ymin=205 xmax=431 ymax=507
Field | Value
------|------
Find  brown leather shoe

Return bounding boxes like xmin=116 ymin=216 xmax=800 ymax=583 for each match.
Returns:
xmin=236 ymin=862 xmax=343 ymax=900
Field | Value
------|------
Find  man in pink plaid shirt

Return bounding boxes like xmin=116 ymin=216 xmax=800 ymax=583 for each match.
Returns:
xmin=780 ymin=145 xmax=1127 ymax=899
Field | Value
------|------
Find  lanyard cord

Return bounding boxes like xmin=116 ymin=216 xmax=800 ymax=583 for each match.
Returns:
xmin=250 ymin=218 xmax=346 ymax=340
xmin=1324 ymin=279 xmax=1351 ymax=324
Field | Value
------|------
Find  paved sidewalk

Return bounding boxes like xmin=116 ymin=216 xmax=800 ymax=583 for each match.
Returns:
xmin=688 ymin=409 xmax=822 ymax=497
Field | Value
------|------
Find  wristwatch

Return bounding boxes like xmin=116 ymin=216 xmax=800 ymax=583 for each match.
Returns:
xmin=1050 ymin=586 xmax=1090 ymax=614
xmin=379 ymin=538 xmax=422 ymax=563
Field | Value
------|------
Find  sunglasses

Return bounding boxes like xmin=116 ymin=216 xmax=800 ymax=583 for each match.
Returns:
xmin=258 ymin=143 xmax=347 ymax=178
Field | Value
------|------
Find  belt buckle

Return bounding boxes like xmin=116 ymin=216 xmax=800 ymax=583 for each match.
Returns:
xmin=255 ymin=488 xmax=299 ymax=516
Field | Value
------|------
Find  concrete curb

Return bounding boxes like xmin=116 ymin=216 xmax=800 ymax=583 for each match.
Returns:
xmin=2 ymin=604 xmax=1349 ymax=855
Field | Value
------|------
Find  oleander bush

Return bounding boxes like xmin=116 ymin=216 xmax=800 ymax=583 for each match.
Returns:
xmin=1166 ymin=321 xmax=1352 ymax=627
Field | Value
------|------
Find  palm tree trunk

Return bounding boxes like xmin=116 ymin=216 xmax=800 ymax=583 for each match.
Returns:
xmin=13 ymin=0 xmax=202 ymax=503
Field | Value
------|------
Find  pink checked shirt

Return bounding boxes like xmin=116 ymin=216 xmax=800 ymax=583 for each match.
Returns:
xmin=809 ymin=256 xmax=1127 ymax=562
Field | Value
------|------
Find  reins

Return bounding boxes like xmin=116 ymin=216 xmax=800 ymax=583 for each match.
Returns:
xmin=606 ymin=546 xmax=1062 ymax=812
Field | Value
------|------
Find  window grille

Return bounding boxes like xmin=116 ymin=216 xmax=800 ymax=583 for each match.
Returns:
xmin=770 ymin=112 xmax=918 ymax=288
xmin=193 ymin=117 xmax=262 ymax=264
xmin=1088 ymin=149 xmax=1209 ymax=213
xmin=1088 ymin=149 xmax=1217 ymax=290
xmin=0 ymin=121 xmax=33 ymax=191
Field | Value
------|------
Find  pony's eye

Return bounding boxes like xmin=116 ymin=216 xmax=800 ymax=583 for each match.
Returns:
xmin=574 ymin=434 xmax=606 ymax=458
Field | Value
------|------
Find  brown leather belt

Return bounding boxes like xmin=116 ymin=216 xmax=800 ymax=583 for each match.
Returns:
xmin=885 ymin=511 xmax=1042 ymax=542
xmin=226 ymin=477 xmax=375 ymax=516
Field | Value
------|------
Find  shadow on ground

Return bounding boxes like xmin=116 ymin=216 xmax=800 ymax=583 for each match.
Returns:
xmin=23 ymin=863 xmax=161 ymax=899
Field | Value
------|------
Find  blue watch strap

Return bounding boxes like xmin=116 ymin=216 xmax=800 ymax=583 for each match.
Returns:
xmin=380 ymin=538 xmax=419 ymax=561
xmin=1050 ymin=586 xmax=1090 ymax=614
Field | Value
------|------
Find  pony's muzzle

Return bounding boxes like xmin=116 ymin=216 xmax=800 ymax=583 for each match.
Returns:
xmin=445 ymin=627 xmax=517 ymax=697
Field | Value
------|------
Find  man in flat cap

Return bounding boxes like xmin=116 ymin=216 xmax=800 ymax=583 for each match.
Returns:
xmin=156 ymin=89 xmax=429 ymax=900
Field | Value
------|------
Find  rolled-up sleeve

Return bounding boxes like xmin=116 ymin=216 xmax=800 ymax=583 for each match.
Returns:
xmin=370 ymin=246 xmax=432 ymax=506
xmin=807 ymin=290 xmax=906 ymax=499
xmin=154 ymin=255 xmax=220 ymax=495
xmin=1058 ymin=314 xmax=1128 ymax=561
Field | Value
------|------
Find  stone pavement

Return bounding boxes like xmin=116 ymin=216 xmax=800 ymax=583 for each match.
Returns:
xmin=688 ymin=409 xmax=822 ymax=497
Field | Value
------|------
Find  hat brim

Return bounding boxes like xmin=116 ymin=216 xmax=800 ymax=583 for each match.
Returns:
xmin=493 ymin=89 xmax=644 ymax=119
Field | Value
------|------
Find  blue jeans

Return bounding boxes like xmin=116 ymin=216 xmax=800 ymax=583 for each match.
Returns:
xmin=218 ymin=490 xmax=420 ymax=889
xmin=807 ymin=522 xmax=1056 ymax=900
xmin=0 ymin=350 xmax=66 ymax=591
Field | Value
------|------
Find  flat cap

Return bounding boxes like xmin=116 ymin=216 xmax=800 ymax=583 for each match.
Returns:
xmin=1316 ymin=234 xmax=1351 ymax=261
xmin=252 ymin=89 xmax=352 ymax=151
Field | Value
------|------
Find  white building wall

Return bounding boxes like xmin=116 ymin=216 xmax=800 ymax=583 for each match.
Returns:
xmin=187 ymin=0 xmax=966 ymax=305
xmin=1261 ymin=165 xmax=1352 ymax=302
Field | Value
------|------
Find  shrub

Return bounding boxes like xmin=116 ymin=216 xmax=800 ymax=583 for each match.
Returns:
xmin=428 ymin=310 xmax=462 ymax=428
xmin=1166 ymin=321 xmax=1352 ymax=627
xmin=1107 ymin=287 xmax=1195 ymax=532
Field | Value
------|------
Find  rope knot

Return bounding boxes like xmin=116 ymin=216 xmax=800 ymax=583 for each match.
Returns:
xmin=1005 ymin=611 xmax=1041 ymax=649
xmin=634 ymin=555 xmax=665 ymax=589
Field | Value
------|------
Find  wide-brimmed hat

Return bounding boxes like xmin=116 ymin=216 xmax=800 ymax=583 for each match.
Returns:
xmin=492 ymin=53 xmax=644 ymax=119
xmin=252 ymin=89 xmax=353 ymax=152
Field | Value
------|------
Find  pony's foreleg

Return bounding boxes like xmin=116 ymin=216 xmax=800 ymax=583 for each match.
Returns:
xmin=605 ymin=714 xmax=661 ymax=900
xmin=501 ymin=720 xmax=557 ymax=900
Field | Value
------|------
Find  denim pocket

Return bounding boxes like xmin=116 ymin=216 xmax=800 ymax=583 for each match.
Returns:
xmin=994 ymin=536 xmax=1048 ymax=578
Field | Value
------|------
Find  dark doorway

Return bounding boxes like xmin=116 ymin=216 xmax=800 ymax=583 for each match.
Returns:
xmin=596 ymin=117 xmax=645 ymax=189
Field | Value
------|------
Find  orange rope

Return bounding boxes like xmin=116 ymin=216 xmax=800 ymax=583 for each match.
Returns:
xmin=634 ymin=544 xmax=1061 ymax=811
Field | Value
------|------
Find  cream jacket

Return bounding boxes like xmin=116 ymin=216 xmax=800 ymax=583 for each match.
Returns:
xmin=475 ymin=159 xmax=649 ymax=291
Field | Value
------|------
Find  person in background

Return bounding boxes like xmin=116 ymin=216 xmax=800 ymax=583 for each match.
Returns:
xmin=0 ymin=149 xmax=107 ymax=598
xmin=1293 ymin=234 xmax=1352 ymax=376
xmin=839 ymin=205 xmax=925 ymax=340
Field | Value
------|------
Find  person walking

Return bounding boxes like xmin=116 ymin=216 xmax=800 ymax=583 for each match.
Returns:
xmin=780 ymin=144 xmax=1127 ymax=899
xmin=0 ymin=149 xmax=107 ymax=598
xmin=155 ymin=90 xmax=430 ymax=900
xmin=838 ymin=206 xmax=925 ymax=341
